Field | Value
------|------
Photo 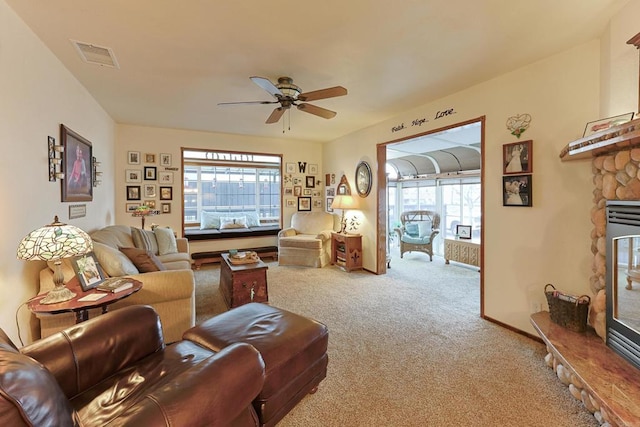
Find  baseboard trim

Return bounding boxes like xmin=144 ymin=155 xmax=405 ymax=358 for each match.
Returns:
xmin=482 ymin=314 xmax=543 ymax=344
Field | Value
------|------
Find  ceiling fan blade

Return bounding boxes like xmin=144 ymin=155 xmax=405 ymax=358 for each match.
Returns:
xmin=297 ymin=103 xmax=337 ymax=119
xmin=218 ymin=101 xmax=278 ymax=106
xmin=250 ymin=76 xmax=283 ymax=98
xmin=266 ymin=107 xmax=286 ymax=124
xmin=297 ymin=86 xmax=347 ymax=102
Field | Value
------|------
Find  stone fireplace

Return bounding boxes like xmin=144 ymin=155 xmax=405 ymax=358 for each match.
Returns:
xmin=589 ymin=148 xmax=640 ymax=339
xmin=531 ymin=117 xmax=640 ymax=427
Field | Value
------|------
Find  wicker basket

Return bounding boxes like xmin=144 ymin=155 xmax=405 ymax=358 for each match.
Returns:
xmin=544 ymin=284 xmax=590 ymax=332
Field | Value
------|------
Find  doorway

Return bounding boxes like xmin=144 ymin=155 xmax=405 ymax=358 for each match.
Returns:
xmin=376 ymin=117 xmax=485 ymax=315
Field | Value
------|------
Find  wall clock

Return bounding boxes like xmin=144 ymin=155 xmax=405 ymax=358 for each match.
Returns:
xmin=355 ymin=161 xmax=372 ymax=197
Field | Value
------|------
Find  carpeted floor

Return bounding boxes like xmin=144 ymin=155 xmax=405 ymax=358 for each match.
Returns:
xmin=194 ymin=251 xmax=598 ymax=427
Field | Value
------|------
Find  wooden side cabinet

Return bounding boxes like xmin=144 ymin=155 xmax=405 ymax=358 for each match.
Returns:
xmin=444 ymin=238 xmax=480 ymax=270
xmin=331 ymin=232 xmax=363 ymax=272
xmin=220 ymin=253 xmax=269 ymax=308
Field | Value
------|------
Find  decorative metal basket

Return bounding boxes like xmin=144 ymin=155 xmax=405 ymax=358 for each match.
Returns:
xmin=544 ymin=284 xmax=590 ymax=332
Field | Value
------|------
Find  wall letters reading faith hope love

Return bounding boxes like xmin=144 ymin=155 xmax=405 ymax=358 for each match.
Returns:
xmin=391 ymin=108 xmax=456 ymax=133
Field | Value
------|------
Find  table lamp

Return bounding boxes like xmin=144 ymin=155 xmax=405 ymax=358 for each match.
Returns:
xmin=17 ymin=216 xmax=92 ymax=304
xmin=331 ymin=195 xmax=359 ymax=234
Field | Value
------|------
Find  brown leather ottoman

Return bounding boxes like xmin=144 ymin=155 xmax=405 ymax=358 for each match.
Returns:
xmin=184 ymin=303 xmax=328 ymax=427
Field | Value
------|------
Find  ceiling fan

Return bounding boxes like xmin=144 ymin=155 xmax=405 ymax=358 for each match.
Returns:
xmin=219 ymin=76 xmax=347 ymax=124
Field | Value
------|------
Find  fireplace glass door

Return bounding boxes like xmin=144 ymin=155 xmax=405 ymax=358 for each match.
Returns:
xmin=612 ymin=236 xmax=640 ymax=333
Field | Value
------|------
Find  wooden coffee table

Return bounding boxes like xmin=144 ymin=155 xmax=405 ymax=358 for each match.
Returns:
xmin=28 ymin=277 xmax=142 ymax=323
xmin=219 ymin=253 xmax=268 ymax=308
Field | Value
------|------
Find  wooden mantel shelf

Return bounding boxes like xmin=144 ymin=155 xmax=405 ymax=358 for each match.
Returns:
xmin=559 ymin=117 xmax=640 ymax=161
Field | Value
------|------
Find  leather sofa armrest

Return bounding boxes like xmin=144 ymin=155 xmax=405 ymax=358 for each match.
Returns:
xmin=176 ymin=237 xmax=189 ymax=253
xmin=115 ymin=342 xmax=265 ymax=426
xmin=22 ymin=305 xmax=164 ymax=398
xmin=278 ymin=228 xmax=296 ymax=238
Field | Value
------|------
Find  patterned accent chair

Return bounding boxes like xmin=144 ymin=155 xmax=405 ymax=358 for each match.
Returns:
xmin=394 ymin=210 xmax=441 ymax=261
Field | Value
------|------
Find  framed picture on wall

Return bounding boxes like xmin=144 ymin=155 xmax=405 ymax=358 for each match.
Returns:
xmin=503 ymin=175 xmax=532 ymax=207
xmin=128 ymin=151 xmax=141 ymax=165
xmin=503 ymin=140 xmax=532 ymax=174
xmin=160 ymin=153 xmax=172 ymax=166
xmin=298 ymin=197 xmax=311 ymax=211
xmin=61 ymin=124 xmax=93 ymax=202
xmin=160 ymin=186 xmax=173 ymax=200
xmin=125 ymin=169 xmax=142 ymax=183
xmin=161 ymin=202 xmax=171 ymax=214
xmin=126 ymin=186 xmax=141 ymax=200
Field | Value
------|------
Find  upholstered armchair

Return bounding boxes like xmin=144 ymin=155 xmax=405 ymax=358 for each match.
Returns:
xmin=394 ymin=210 xmax=441 ymax=261
xmin=278 ymin=212 xmax=338 ymax=267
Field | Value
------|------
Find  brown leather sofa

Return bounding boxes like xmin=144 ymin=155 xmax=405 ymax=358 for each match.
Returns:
xmin=0 ymin=305 xmax=265 ymax=426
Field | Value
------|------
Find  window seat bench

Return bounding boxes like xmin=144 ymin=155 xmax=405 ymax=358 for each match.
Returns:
xmin=184 ymin=225 xmax=281 ymax=270
xmin=184 ymin=224 xmax=281 ymax=241
xmin=191 ymin=246 xmax=279 ymax=270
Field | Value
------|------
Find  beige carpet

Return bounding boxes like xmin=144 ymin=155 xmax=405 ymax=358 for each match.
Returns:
xmin=194 ymin=252 xmax=598 ymax=427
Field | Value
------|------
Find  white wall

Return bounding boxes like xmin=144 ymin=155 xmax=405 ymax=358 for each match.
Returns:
xmin=0 ymin=0 xmax=115 ymax=344
xmin=325 ymin=41 xmax=601 ymax=334
xmin=115 ymin=124 xmax=324 ymax=253
xmin=600 ymin=0 xmax=640 ymax=116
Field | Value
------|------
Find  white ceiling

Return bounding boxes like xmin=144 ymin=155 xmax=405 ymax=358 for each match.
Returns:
xmin=6 ymin=0 xmax=628 ymax=143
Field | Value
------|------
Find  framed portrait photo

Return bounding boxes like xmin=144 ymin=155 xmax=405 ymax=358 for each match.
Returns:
xmin=128 ymin=151 xmax=141 ymax=165
xmin=126 ymin=185 xmax=141 ymax=200
xmin=144 ymin=166 xmax=157 ymax=180
xmin=160 ymin=186 xmax=173 ymax=200
xmin=160 ymin=153 xmax=172 ymax=166
xmin=71 ymin=252 xmax=106 ymax=291
xmin=503 ymin=174 xmax=532 ymax=207
xmin=306 ymin=176 xmax=315 ymax=188
xmin=125 ymin=169 xmax=142 ymax=183
xmin=298 ymin=196 xmax=311 ymax=211
xmin=61 ymin=125 xmax=93 ymax=202
xmin=503 ymin=140 xmax=532 ymax=174
xmin=143 ymin=184 xmax=156 ymax=198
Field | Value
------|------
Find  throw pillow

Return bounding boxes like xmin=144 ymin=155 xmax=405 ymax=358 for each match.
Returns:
xmin=131 ymin=227 xmax=159 ymax=255
xmin=200 ymin=211 xmax=221 ymax=229
xmin=92 ymin=242 xmax=139 ymax=276
xmin=220 ymin=216 xmax=248 ymax=229
xmin=243 ymin=212 xmax=261 ymax=227
xmin=405 ymin=222 xmax=419 ymax=237
xmin=154 ymin=227 xmax=178 ymax=255
xmin=417 ymin=220 xmax=433 ymax=238
xmin=119 ymin=247 xmax=166 ymax=273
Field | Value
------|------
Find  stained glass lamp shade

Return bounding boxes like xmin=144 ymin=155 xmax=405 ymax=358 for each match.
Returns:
xmin=17 ymin=216 xmax=92 ymax=304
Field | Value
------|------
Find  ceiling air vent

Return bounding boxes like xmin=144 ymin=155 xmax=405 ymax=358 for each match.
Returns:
xmin=71 ymin=40 xmax=119 ymax=68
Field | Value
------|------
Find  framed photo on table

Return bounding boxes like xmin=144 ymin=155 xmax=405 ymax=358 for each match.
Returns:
xmin=456 ymin=225 xmax=472 ymax=239
xmin=71 ymin=252 xmax=106 ymax=291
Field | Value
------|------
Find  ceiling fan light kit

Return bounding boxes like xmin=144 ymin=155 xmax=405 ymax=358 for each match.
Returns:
xmin=219 ymin=76 xmax=347 ymax=127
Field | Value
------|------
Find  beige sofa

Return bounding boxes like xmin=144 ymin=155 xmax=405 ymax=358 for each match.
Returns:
xmin=38 ymin=225 xmax=195 ymax=343
xmin=278 ymin=212 xmax=338 ymax=267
